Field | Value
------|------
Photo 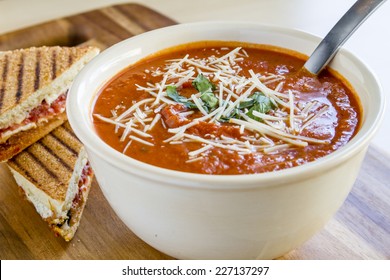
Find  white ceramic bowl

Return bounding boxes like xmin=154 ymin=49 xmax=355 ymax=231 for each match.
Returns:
xmin=67 ymin=22 xmax=385 ymax=259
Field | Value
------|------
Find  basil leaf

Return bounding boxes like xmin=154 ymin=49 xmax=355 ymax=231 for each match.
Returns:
xmin=255 ymin=94 xmax=276 ymax=113
xmin=246 ymin=104 xmax=262 ymax=121
xmin=200 ymin=90 xmax=219 ymax=109
xmin=192 ymin=74 xmax=216 ymax=93
xmin=166 ymin=85 xmax=197 ymax=109
xmin=238 ymin=99 xmax=256 ymax=109
xmin=246 ymin=91 xmax=276 ymax=121
xmin=192 ymin=74 xmax=219 ymax=110
xmin=219 ymin=108 xmax=240 ymax=122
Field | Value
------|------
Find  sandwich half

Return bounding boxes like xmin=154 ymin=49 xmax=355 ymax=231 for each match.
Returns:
xmin=0 ymin=45 xmax=99 ymax=162
xmin=7 ymin=122 xmax=93 ymax=241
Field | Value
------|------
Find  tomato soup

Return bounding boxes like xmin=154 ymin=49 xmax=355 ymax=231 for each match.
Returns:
xmin=92 ymin=41 xmax=361 ymax=174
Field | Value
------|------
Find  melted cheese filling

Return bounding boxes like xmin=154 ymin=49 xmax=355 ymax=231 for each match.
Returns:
xmin=0 ymin=92 xmax=66 ymax=143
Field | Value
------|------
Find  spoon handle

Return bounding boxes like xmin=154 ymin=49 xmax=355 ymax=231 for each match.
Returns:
xmin=304 ymin=0 xmax=387 ymax=75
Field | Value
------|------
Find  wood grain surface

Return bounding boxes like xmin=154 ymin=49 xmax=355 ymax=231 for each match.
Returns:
xmin=0 ymin=3 xmax=389 ymax=260
xmin=0 ymin=3 xmax=176 ymax=50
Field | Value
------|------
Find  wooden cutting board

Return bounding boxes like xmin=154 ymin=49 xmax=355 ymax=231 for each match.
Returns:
xmin=0 ymin=3 xmax=389 ymax=260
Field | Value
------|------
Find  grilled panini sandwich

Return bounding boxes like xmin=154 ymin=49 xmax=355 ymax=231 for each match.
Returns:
xmin=0 ymin=46 xmax=99 ymax=161
xmin=7 ymin=122 xmax=93 ymax=241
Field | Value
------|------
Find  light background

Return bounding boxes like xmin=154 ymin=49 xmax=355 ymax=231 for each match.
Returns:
xmin=1 ymin=0 xmax=389 ymax=155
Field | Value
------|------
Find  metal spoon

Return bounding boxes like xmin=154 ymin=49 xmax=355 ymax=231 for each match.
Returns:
xmin=304 ymin=0 xmax=387 ymax=75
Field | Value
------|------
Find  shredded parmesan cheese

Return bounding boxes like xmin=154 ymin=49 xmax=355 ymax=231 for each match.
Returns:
xmin=129 ymin=135 xmax=154 ymax=146
xmin=188 ymin=144 xmax=213 ymax=157
xmin=95 ymin=46 xmax=331 ymax=163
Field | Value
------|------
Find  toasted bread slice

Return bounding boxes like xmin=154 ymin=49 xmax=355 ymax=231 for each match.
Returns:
xmin=0 ymin=111 xmax=67 ymax=162
xmin=7 ymin=122 xmax=93 ymax=241
xmin=0 ymin=46 xmax=99 ymax=161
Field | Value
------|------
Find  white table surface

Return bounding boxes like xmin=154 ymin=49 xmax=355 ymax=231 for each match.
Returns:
xmin=1 ymin=0 xmax=389 ymax=155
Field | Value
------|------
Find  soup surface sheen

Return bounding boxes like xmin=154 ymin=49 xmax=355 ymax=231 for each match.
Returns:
xmin=93 ymin=42 xmax=361 ymax=175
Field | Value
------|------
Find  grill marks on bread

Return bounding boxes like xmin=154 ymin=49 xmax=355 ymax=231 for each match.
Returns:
xmin=0 ymin=54 xmax=9 ymax=110
xmin=50 ymin=129 xmax=79 ymax=157
xmin=10 ymin=159 xmax=39 ymax=185
xmin=0 ymin=46 xmax=94 ymax=114
xmin=15 ymin=53 xmax=25 ymax=103
xmin=8 ymin=124 xmax=83 ymax=202
xmin=62 ymin=121 xmax=79 ymax=142
xmin=34 ymin=50 xmax=41 ymax=91
xmin=35 ymin=141 xmax=73 ymax=172
xmin=51 ymin=48 xmax=58 ymax=80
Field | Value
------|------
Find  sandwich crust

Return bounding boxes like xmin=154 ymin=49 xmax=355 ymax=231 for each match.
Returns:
xmin=53 ymin=166 xmax=93 ymax=242
xmin=0 ymin=46 xmax=98 ymax=120
xmin=7 ymin=121 xmax=93 ymax=241
xmin=0 ymin=45 xmax=99 ymax=161
xmin=0 ymin=111 xmax=67 ymax=162
xmin=7 ymin=120 xmax=83 ymax=200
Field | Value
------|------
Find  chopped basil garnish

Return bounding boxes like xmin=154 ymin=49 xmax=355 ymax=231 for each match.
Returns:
xmin=167 ymin=76 xmax=276 ymax=122
xmin=166 ymin=85 xmax=197 ymax=109
xmin=200 ymin=90 xmax=219 ymax=109
xmin=166 ymin=75 xmax=218 ymax=110
xmin=219 ymin=107 xmax=240 ymax=122
xmin=238 ymin=99 xmax=256 ymax=109
xmin=245 ymin=92 xmax=276 ymax=121
xmin=192 ymin=73 xmax=216 ymax=93
xmin=193 ymin=74 xmax=219 ymax=110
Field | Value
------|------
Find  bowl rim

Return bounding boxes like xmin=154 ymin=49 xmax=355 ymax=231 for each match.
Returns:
xmin=67 ymin=21 xmax=385 ymax=189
